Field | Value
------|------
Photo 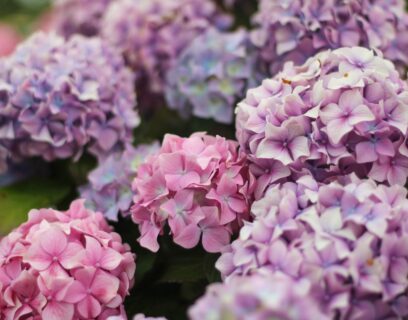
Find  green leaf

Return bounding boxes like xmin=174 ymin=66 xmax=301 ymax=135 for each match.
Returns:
xmin=159 ymin=254 xmax=206 ymax=283
xmin=0 ymin=177 xmax=71 ymax=235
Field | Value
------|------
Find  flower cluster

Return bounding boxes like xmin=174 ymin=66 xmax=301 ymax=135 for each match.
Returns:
xmin=80 ymin=142 xmax=160 ymax=221
xmin=189 ymin=273 xmax=328 ymax=320
xmin=52 ymin=0 xmax=113 ymax=38
xmin=0 ymin=199 xmax=136 ymax=319
xmin=236 ymin=46 xmax=408 ymax=198
xmin=101 ymin=0 xmax=231 ymax=100
xmin=217 ymin=174 xmax=408 ymax=318
xmin=0 ymin=23 xmax=20 ymax=57
xmin=0 ymin=32 xmax=139 ymax=172
xmin=251 ymin=0 xmax=408 ymax=75
xmin=165 ymin=28 xmax=259 ymax=124
xmin=131 ymin=132 xmax=254 ymax=253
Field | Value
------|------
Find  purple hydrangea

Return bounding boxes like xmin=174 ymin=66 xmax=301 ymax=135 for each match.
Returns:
xmin=251 ymin=0 xmax=408 ymax=75
xmin=0 ymin=32 xmax=139 ymax=172
xmin=52 ymin=0 xmax=113 ymax=38
xmin=80 ymin=142 xmax=160 ymax=221
xmin=236 ymin=46 xmax=408 ymax=198
xmin=101 ymin=0 xmax=231 ymax=109
xmin=189 ymin=273 xmax=328 ymax=320
xmin=216 ymin=174 xmax=408 ymax=319
xmin=165 ymin=28 xmax=259 ymax=124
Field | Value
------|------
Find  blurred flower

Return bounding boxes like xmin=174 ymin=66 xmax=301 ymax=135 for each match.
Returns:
xmin=189 ymin=273 xmax=328 ymax=320
xmin=166 ymin=28 xmax=260 ymax=124
xmin=101 ymin=0 xmax=231 ymax=111
xmin=131 ymin=133 xmax=255 ymax=253
xmin=133 ymin=314 xmax=167 ymax=320
xmin=0 ymin=32 xmax=139 ymax=173
xmin=0 ymin=24 xmax=21 ymax=57
xmin=80 ymin=142 xmax=160 ymax=221
xmin=236 ymin=46 xmax=408 ymax=198
xmin=252 ymin=0 xmax=408 ymax=75
xmin=217 ymin=174 xmax=408 ymax=319
xmin=52 ymin=0 xmax=113 ymax=37
xmin=0 ymin=199 xmax=136 ymax=319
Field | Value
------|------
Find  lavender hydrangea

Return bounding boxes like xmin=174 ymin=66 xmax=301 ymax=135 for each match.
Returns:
xmin=0 ymin=32 xmax=139 ymax=172
xmin=216 ymin=174 xmax=408 ymax=319
xmin=80 ymin=142 xmax=160 ymax=221
xmin=101 ymin=0 xmax=231 ymax=108
xmin=189 ymin=273 xmax=328 ymax=320
xmin=236 ymin=46 xmax=408 ymax=198
xmin=52 ymin=0 xmax=113 ymax=38
xmin=251 ymin=0 xmax=408 ymax=75
xmin=165 ymin=28 xmax=259 ymax=124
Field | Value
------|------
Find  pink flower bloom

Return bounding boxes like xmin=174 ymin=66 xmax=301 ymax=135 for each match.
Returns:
xmin=131 ymin=133 xmax=255 ymax=253
xmin=0 ymin=200 xmax=135 ymax=319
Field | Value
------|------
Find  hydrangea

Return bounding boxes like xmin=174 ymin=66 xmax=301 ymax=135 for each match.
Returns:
xmin=0 ymin=199 xmax=136 ymax=319
xmin=52 ymin=0 xmax=113 ymax=38
xmin=189 ymin=273 xmax=328 ymax=320
xmin=80 ymin=142 xmax=160 ymax=221
xmin=101 ymin=0 xmax=231 ymax=107
xmin=236 ymin=46 xmax=408 ymax=198
xmin=0 ymin=24 xmax=20 ymax=57
xmin=251 ymin=0 xmax=408 ymax=75
xmin=216 ymin=174 xmax=408 ymax=319
xmin=165 ymin=28 xmax=259 ymax=124
xmin=0 ymin=32 xmax=139 ymax=172
xmin=131 ymin=132 xmax=255 ymax=253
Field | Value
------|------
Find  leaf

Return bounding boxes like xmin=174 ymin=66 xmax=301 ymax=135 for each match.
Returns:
xmin=203 ymin=253 xmax=221 ymax=283
xmin=0 ymin=177 xmax=71 ymax=235
xmin=158 ymin=253 xmax=206 ymax=283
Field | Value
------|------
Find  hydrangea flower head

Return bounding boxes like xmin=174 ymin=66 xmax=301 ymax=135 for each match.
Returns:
xmin=52 ymin=0 xmax=113 ymax=38
xmin=189 ymin=273 xmax=328 ymax=320
xmin=217 ymin=174 xmax=408 ymax=318
xmin=236 ymin=46 xmax=408 ymax=197
xmin=252 ymin=0 xmax=408 ymax=75
xmin=101 ymin=0 xmax=231 ymax=105
xmin=165 ymin=28 xmax=259 ymax=124
xmin=80 ymin=142 xmax=160 ymax=221
xmin=131 ymin=132 xmax=255 ymax=253
xmin=0 ymin=32 xmax=139 ymax=172
xmin=0 ymin=199 xmax=136 ymax=319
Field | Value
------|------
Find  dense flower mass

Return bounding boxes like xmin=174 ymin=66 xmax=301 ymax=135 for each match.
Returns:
xmin=189 ymin=273 xmax=328 ymax=320
xmin=236 ymin=46 xmax=408 ymax=197
xmin=217 ymin=174 xmax=408 ymax=318
xmin=0 ymin=32 xmax=139 ymax=172
xmin=52 ymin=0 xmax=113 ymax=38
xmin=131 ymin=133 xmax=255 ymax=253
xmin=101 ymin=0 xmax=231 ymax=102
xmin=251 ymin=0 xmax=408 ymax=75
xmin=165 ymin=28 xmax=259 ymax=124
xmin=0 ymin=199 xmax=136 ymax=319
xmin=80 ymin=142 xmax=160 ymax=221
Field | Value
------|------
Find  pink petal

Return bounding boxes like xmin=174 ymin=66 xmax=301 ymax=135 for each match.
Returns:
xmin=91 ymin=271 xmax=120 ymax=303
xmin=42 ymin=302 xmax=74 ymax=320
xmin=173 ymin=224 xmax=201 ymax=249
xmin=40 ymin=227 xmax=67 ymax=256
xmin=202 ymin=227 xmax=230 ymax=253
xmin=77 ymin=295 xmax=102 ymax=319
xmin=84 ymin=236 xmax=103 ymax=264
xmin=376 ymin=139 xmax=395 ymax=157
xmin=356 ymin=141 xmax=377 ymax=163
xmin=289 ymin=136 xmax=310 ymax=161
xmin=327 ymin=119 xmax=352 ymax=144
xmin=64 ymin=281 xmax=86 ymax=304
xmin=256 ymin=138 xmax=284 ymax=159
xmin=100 ymin=248 xmax=123 ymax=271
xmin=138 ymin=224 xmax=161 ymax=252
xmin=349 ymin=105 xmax=375 ymax=125
xmin=24 ymin=243 xmax=52 ymax=271
xmin=59 ymin=242 xmax=83 ymax=269
xmin=320 ymin=103 xmax=342 ymax=124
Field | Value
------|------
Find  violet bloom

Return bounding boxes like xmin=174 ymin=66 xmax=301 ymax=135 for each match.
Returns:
xmin=0 ymin=199 xmax=136 ymax=319
xmin=236 ymin=46 xmax=408 ymax=197
xmin=165 ymin=28 xmax=260 ymax=124
xmin=131 ymin=133 xmax=255 ymax=253
xmin=80 ymin=142 xmax=160 ymax=221
xmin=0 ymin=32 xmax=139 ymax=173
xmin=101 ymin=0 xmax=231 ymax=109
xmin=52 ymin=0 xmax=113 ymax=38
xmin=189 ymin=273 xmax=328 ymax=320
xmin=217 ymin=174 xmax=408 ymax=319
xmin=252 ymin=0 xmax=408 ymax=75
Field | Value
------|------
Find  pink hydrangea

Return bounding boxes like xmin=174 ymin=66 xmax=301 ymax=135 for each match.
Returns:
xmin=189 ymin=273 xmax=328 ymax=320
xmin=0 ymin=199 xmax=136 ymax=319
xmin=216 ymin=174 xmax=408 ymax=319
xmin=236 ymin=46 xmax=408 ymax=198
xmin=251 ymin=0 xmax=408 ymax=75
xmin=131 ymin=133 xmax=255 ymax=253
